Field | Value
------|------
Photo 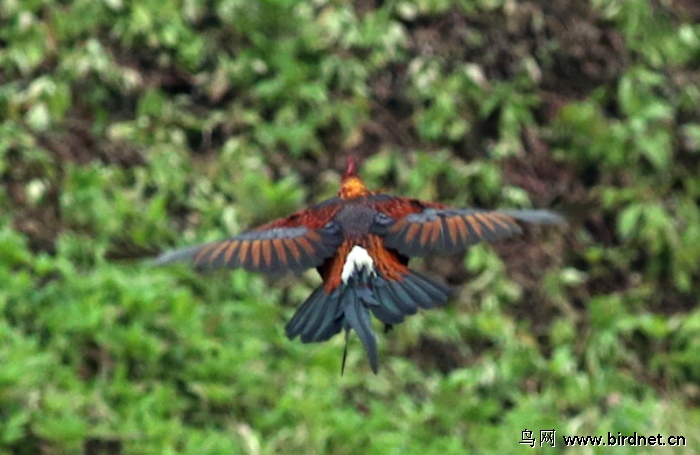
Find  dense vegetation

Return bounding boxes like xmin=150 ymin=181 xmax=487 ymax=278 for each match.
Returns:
xmin=2 ymin=0 xmax=699 ymax=453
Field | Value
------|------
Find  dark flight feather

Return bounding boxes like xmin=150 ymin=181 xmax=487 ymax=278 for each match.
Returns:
xmin=153 ymin=222 xmax=343 ymax=274
xmin=373 ymin=208 xmax=564 ymax=257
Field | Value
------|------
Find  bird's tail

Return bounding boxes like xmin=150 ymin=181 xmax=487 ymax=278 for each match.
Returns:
xmin=285 ymin=269 xmax=451 ymax=373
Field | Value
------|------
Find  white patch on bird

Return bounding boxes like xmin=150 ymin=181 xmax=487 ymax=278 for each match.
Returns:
xmin=341 ymin=246 xmax=376 ymax=283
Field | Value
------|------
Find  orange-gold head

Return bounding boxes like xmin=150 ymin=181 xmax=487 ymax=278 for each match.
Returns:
xmin=339 ymin=156 xmax=371 ymax=200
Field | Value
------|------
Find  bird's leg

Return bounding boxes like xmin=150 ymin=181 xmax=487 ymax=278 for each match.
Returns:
xmin=341 ymin=329 xmax=350 ymax=376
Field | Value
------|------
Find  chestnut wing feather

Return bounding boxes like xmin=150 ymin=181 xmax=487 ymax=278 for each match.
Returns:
xmin=154 ymin=199 xmax=345 ymax=274
xmin=371 ymin=199 xmax=564 ymax=257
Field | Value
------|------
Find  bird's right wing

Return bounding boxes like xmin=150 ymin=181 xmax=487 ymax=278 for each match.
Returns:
xmin=370 ymin=196 xmax=564 ymax=257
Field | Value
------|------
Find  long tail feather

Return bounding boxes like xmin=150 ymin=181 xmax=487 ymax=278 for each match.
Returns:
xmin=372 ymin=270 xmax=451 ymax=324
xmin=343 ymin=292 xmax=378 ymax=373
xmin=285 ymin=287 xmax=343 ymax=343
xmin=285 ymin=268 xmax=450 ymax=373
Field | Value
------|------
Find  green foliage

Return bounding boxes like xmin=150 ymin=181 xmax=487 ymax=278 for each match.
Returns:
xmin=2 ymin=0 xmax=700 ymax=453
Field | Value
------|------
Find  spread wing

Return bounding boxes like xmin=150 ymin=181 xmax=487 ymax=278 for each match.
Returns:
xmin=154 ymin=199 xmax=344 ymax=274
xmin=369 ymin=196 xmax=564 ymax=257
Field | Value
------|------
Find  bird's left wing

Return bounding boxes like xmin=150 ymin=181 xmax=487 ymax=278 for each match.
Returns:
xmin=154 ymin=199 xmax=344 ymax=274
xmin=370 ymin=196 xmax=564 ymax=257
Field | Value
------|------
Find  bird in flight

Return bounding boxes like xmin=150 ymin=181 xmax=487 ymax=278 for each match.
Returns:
xmin=155 ymin=157 xmax=564 ymax=373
